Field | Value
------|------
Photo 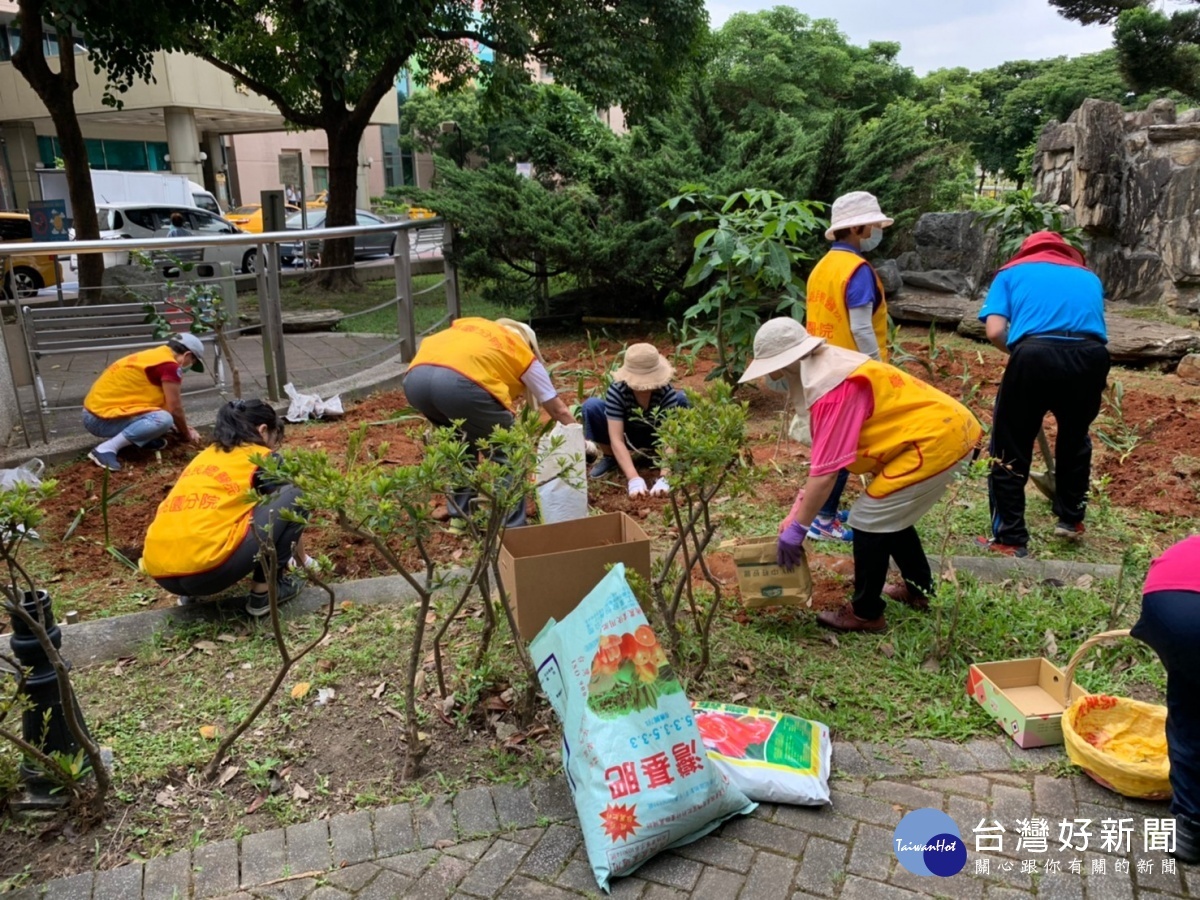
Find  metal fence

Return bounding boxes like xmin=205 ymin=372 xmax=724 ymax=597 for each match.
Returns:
xmin=0 ymin=217 xmax=459 ymax=445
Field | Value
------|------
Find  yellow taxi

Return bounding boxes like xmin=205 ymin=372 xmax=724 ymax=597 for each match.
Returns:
xmin=408 ymin=206 xmax=437 ymax=220
xmin=226 ymin=203 xmax=301 ymax=233
xmin=0 ymin=212 xmax=63 ymax=299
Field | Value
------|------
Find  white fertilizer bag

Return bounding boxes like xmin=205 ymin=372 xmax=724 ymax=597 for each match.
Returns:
xmin=537 ymin=422 xmax=587 ymax=524
xmin=284 ymin=383 xmax=344 ymax=423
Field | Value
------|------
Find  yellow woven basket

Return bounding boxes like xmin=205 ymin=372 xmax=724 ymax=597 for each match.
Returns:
xmin=1061 ymin=629 xmax=1171 ymax=800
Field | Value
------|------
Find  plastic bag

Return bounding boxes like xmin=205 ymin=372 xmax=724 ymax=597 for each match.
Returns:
xmin=691 ymin=702 xmax=832 ymax=805
xmin=537 ymin=422 xmax=587 ymax=524
xmin=0 ymin=458 xmax=44 ymax=491
xmin=284 ymin=383 xmax=344 ymax=423
xmin=531 ymin=565 xmax=755 ymax=892
xmin=1063 ymin=694 xmax=1170 ymax=799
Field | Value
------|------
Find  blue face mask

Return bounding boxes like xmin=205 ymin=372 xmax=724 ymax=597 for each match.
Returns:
xmin=860 ymin=226 xmax=884 ymax=253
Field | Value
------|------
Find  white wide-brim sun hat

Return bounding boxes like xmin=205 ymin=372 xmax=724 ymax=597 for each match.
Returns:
xmin=739 ymin=318 xmax=826 ymax=383
xmin=824 ymin=191 xmax=894 ymax=241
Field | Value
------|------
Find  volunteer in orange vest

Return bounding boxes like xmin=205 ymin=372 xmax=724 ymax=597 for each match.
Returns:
xmin=404 ymin=317 xmax=576 ymax=528
xmin=82 ymin=334 xmax=206 ymax=472
xmin=142 ymin=400 xmax=312 ymax=617
xmin=802 ymin=191 xmax=893 ymax=544
xmin=741 ymin=318 xmax=982 ymax=634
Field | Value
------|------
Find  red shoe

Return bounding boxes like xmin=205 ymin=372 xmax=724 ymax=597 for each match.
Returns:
xmin=884 ymin=583 xmax=929 ymax=612
xmin=816 ymin=602 xmax=886 ymax=634
xmin=975 ymin=536 xmax=1029 ymax=558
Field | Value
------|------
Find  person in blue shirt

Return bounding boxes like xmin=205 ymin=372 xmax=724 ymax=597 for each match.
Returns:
xmin=977 ymin=231 xmax=1109 ymax=557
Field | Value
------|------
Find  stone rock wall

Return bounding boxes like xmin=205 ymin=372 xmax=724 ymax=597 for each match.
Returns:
xmin=1033 ymin=98 xmax=1200 ymax=312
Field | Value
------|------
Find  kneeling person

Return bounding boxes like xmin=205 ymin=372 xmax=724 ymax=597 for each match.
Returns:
xmin=82 ymin=334 xmax=206 ymax=471
xmin=582 ymin=344 xmax=688 ymax=497
xmin=141 ymin=400 xmax=308 ymax=617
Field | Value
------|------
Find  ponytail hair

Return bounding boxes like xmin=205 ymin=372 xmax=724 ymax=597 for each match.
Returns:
xmin=213 ymin=399 xmax=282 ymax=451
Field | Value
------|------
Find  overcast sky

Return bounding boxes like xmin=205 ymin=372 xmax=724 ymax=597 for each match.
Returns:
xmin=705 ymin=1 xmax=1117 ymax=74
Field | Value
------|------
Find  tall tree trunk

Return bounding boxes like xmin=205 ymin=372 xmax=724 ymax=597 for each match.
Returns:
xmin=311 ymin=124 xmax=362 ymax=291
xmin=11 ymin=2 xmax=104 ymax=300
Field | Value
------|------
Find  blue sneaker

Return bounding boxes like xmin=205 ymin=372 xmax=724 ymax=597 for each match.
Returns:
xmin=808 ymin=517 xmax=853 ymax=542
xmin=88 ymin=449 xmax=121 ymax=471
xmin=589 ymin=456 xmax=620 ymax=479
xmin=837 ymin=510 xmax=850 ymax=523
xmin=140 ymin=438 xmax=169 ymax=451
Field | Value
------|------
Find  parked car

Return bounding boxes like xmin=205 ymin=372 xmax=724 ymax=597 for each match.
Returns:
xmin=96 ymin=203 xmax=254 ymax=273
xmin=278 ymin=209 xmax=396 ymax=266
xmin=226 ymin=203 xmax=301 ymax=234
xmin=0 ymin=212 xmax=64 ymax=299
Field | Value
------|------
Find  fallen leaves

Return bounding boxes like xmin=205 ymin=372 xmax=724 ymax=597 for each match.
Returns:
xmin=1043 ymin=629 xmax=1059 ymax=658
xmin=199 ymin=725 xmax=220 ymax=740
xmin=291 ymin=682 xmax=312 ymax=701
xmin=216 ymin=765 xmax=240 ymax=788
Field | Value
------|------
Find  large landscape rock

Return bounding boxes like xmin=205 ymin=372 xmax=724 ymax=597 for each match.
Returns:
xmin=900 ymin=269 xmax=972 ymax=295
xmin=888 ymin=291 xmax=976 ymax=325
xmin=1178 ymin=353 xmax=1200 ymax=384
xmin=1034 ymin=95 xmax=1200 ymax=312
xmin=240 ymin=309 xmax=344 ymax=333
xmin=957 ymin=308 xmax=1200 ymax=364
xmin=875 ymin=259 xmax=903 ymax=296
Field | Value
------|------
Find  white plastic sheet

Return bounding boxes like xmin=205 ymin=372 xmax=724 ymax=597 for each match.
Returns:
xmin=284 ymin=383 xmax=344 ymax=423
xmin=537 ymin=422 xmax=587 ymax=524
xmin=0 ymin=458 xmax=44 ymax=491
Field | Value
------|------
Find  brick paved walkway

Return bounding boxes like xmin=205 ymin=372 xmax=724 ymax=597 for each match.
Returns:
xmin=22 ymin=738 xmax=1196 ymax=899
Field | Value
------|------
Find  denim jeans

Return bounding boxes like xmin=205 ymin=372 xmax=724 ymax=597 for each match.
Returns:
xmin=819 ymin=468 xmax=851 ymax=519
xmin=82 ymin=408 xmax=174 ymax=446
xmin=581 ymin=391 xmax=690 ymax=458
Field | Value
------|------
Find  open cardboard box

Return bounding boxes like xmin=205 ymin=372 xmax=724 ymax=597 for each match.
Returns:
xmin=967 ymin=658 xmax=1089 ymax=749
xmin=499 ymin=511 xmax=652 ymax=642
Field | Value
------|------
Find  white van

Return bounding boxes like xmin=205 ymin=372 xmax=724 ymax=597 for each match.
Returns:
xmin=96 ymin=203 xmax=252 ymax=273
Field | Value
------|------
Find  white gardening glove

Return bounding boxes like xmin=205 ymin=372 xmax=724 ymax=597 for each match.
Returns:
xmin=628 ymin=477 xmax=648 ymax=498
xmin=650 ymin=477 xmax=670 ymax=496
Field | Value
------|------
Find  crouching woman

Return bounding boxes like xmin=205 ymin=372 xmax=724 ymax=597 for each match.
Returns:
xmin=740 ymin=319 xmax=983 ymax=633
xmin=141 ymin=400 xmax=308 ymax=617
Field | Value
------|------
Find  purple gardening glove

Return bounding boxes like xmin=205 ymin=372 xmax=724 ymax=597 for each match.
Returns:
xmin=777 ymin=520 xmax=808 ymax=571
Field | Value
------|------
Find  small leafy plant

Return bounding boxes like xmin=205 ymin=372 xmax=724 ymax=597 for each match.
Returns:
xmin=665 ymin=187 xmax=823 ymax=386
xmin=976 ymin=189 xmax=1084 ymax=266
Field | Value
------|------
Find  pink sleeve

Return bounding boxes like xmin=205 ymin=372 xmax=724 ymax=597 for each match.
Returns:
xmin=809 ymin=378 xmax=873 ymax=476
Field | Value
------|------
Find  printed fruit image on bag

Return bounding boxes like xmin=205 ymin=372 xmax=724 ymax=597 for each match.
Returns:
xmin=692 ymin=702 xmax=832 ymax=806
xmin=532 ymin=565 xmax=756 ymax=892
xmin=588 ymin=625 xmax=681 ymax=717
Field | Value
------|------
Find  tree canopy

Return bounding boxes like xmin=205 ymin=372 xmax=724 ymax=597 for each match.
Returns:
xmin=1052 ymin=0 xmax=1200 ymax=98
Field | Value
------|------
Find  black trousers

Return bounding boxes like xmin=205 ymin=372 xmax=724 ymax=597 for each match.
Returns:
xmin=988 ymin=338 xmax=1110 ymax=547
xmin=1132 ymin=590 xmax=1200 ymax=822
xmin=851 ymin=527 xmax=934 ymax=620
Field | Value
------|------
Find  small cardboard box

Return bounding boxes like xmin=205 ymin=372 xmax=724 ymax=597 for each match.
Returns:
xmin=728 ymin=539 xmax=813 ymax=608
xmin=499 ymin=512 xmax=652 ymax=641
xmin=967 ymin=658 xmax=1090 ymax=749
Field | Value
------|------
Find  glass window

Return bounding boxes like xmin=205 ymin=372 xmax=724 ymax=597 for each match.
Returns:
xmin=123 ymin=208 xmax=160 ymax=231
xmin=311 ymin=166 xmax=329 ymax=193
xmin=85 ymin=139 xmax=107 ymax=169
xmin=0 ymin=217 xmax=33 ymax=241
xmin=356 ymin=212 xmax=381 ymax=226
xmin=189 ymin=212 xmax=231 ymax=235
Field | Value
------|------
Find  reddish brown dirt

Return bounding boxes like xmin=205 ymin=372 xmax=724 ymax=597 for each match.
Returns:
xmin=26 ymin=330 xmax=1200 ymax=619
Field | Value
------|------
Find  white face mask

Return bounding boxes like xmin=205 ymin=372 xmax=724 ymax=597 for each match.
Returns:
xmin=860 ymin=226 xmax=884 ymax=253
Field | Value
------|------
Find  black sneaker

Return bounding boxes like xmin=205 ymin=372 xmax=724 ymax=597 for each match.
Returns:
xmin=246 ymin=573 xmax=304 ymax=617
xmin=141 ymin=438 xmax=169 ymax=452
xmin=1176 ymin=815 xmax=1200 ymax=864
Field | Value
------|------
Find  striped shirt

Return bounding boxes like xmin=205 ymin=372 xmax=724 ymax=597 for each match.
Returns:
xmin=604 ymin=382 xmax=684 ymax=425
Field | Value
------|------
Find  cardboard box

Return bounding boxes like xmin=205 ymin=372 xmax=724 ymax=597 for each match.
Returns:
xmin=499 ymin=512 xmax=652 ymax=641
xmin=967 ymin=658 xmax=1090 ymax=749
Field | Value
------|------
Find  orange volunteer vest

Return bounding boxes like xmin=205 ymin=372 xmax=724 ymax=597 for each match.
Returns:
xmin=84 ymin=346 xmax=178 ymax=419
xmin=845 ymin=361 xmax=982 ymax=498
xmin=806 ymin=249 xmax=889 ymax=364
xmin=141 ymin=444 xmax=267 ymax=578
xmin=408 ymin=318 xmax=535 ymax=410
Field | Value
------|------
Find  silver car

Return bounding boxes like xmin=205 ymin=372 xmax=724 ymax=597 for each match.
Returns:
xmin=277 ymin=209 xmax=396 ymax=267
xmin=96 ymin=203 xmax=252 ymax=273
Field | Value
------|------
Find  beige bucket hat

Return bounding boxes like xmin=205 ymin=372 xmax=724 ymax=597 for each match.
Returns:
xmin=614 ymin=343 xmax=675 ymax=391
xmin=739 ymin=319 xmax=826 ymax=383
xmin=824 ymin=191 xmax=894 ymax=241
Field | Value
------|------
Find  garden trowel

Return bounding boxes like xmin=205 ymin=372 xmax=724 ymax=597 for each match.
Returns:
xmin=1030 ymin=427 xmax=1056 ymax=502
